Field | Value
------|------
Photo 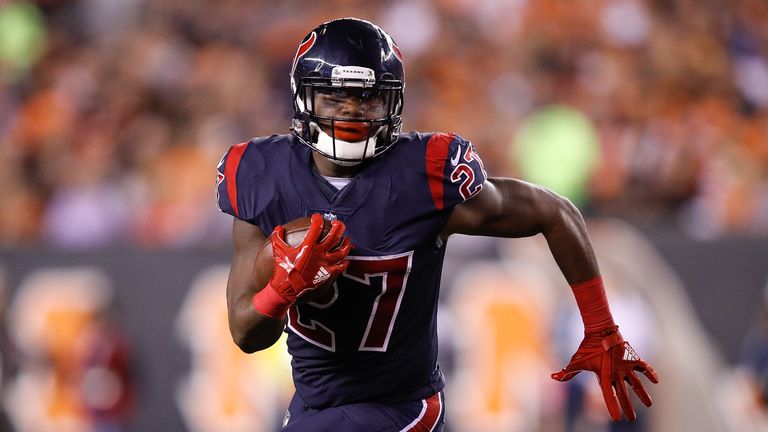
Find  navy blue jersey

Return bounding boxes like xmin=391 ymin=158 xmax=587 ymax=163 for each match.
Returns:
xmin=216 ymin=132 xmax=486 ymax=409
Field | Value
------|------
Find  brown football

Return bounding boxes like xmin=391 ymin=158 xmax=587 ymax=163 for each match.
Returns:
xmin=253 ymin=217 xmax=337 ymax=299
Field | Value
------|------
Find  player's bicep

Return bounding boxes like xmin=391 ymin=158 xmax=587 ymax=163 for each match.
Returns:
xmin=232 ymin=217 xmax=267 ymax=254
xmin=441 ymin=177 xmax=563 ymax=239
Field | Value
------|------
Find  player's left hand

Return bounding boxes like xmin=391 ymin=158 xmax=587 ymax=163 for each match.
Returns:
xmin=551 ymin=326 xmax=659 ymax=422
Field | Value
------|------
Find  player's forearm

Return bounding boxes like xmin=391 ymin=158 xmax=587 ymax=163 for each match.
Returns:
xmin=227 ymin=264 xmax=285 ymax=353
xmin=228 ymin=290 xmax=285 ymax=353
xmin=537 ymin=195 xmax=621 ymax=337
xmin=227 ymin=220 xmax=285 ymax=352
xmin=540 ymin=195 xmax=600 ymax=285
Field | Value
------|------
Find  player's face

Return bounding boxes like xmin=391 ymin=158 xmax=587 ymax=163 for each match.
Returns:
xmin=311 ymin=88 xmax=390 ymax=142
xmin=312 ymin=88 xmax=388 ymax=121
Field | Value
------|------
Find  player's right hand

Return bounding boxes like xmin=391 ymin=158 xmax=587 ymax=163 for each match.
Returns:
xmin=253 ymin=214 xmax=351 ymax=319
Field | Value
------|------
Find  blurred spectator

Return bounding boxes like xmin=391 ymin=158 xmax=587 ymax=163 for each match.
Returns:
xmin=1 ymin=0 xmax=768 ymax=249
xmin=78 ymin=309 xmax=134 ymax=432
xmin=511 ymin=104 xmax=600 ymax=207
xmin=4 ymin=268 xmax=134 ymax=432
xmin=0 ymin=1 xmax=47 ymax=83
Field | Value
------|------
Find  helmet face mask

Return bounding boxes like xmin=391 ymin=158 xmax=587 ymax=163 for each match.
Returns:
xmin=290 ymin=18 xmax=404 ymax=165
xmin=311 ymin=87 xmax=391 ymax=123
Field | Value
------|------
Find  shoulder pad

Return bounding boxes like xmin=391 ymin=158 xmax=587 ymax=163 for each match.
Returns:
xmin=216 ymin=138 xmax=269 ymax=220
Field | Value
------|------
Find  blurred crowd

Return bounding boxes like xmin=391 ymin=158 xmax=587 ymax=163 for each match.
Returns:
xmin=1 ymin=0 xmax=767 ymax=249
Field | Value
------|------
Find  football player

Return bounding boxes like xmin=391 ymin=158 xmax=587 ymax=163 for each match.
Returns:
xmin=217 ymin=18 xmax=658 ymax=431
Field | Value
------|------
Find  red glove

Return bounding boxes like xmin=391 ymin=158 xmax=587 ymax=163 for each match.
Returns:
xmin=552 ymin=326 xmax=659 ymax=421
xmin=552 ymin=277 xmax=660 ymax=422
xmin=252 ymin=214 xmax=352 ymax=319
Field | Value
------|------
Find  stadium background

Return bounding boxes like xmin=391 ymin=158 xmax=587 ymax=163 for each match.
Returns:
xmin=0 ymin=0 xmax=767 ymax=431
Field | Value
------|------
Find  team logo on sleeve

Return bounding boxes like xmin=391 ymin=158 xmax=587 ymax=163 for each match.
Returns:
xmin=216 ymin=152 xmax=226 ymax=187
xmin=215 ymin=153 xmax=226 ymax=210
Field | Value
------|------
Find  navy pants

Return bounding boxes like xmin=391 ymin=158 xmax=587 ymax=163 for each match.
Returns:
xmin=281 ymin=391 xmax=445 ymax=432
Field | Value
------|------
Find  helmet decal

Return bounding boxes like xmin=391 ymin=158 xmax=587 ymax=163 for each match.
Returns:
xmin=386 ymin=34 xmax=403 ymax=63
xmin=291 ymin=31 xmax=317 ymax=76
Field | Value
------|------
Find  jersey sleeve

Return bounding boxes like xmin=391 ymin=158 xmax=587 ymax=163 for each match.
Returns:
xmin=215 ymin=140 xmax=267 ymax=223
xmin=424 ymin=132 xmax=488 ymax=211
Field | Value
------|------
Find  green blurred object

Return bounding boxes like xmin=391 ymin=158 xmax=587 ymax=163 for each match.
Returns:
xmin=0 ymin=1 xmax=47 ymax=82
xmin=511 ymin=105 xmax=599 ymax=206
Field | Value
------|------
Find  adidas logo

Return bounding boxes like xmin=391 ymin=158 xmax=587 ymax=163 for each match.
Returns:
xmin=623 ymin=344 xmax=640 ymax=361
xmin=313 ymin=267 xmax=331 ymax=285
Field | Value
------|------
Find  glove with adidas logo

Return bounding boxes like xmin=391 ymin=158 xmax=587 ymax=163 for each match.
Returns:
xmin=252 ymin=214 xmax=351 ymax=319
xmin=551 ymin=277 xmax=659 ymax=422
xmin=551 ymin=326 xmax=659 ymax=421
